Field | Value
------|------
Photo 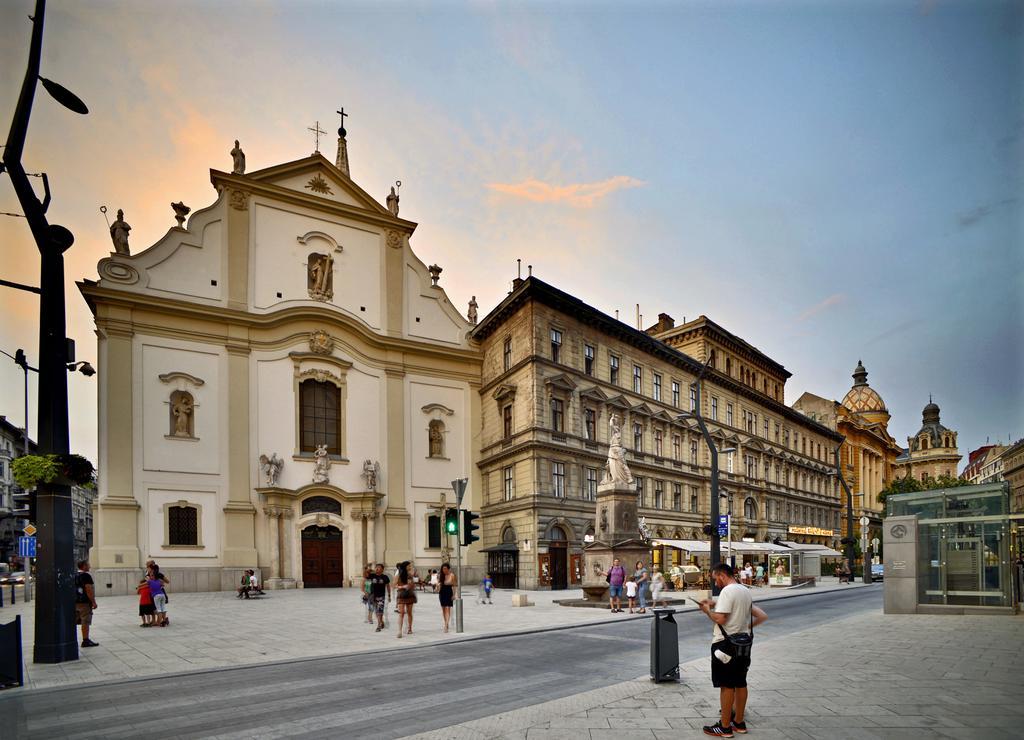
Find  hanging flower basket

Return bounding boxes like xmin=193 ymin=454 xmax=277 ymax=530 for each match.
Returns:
xmin=11 ymin=453 xmax=95 ymax=490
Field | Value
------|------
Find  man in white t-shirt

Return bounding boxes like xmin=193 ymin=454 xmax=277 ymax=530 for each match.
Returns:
xmin=698 ymin=563 xmax=768 ymax=738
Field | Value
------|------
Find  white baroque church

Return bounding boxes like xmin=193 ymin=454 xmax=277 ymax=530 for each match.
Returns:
xmin=80 ymin=129 xmax=482 ymax=593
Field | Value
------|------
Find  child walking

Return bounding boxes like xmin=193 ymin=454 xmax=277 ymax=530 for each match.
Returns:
xmin=625 ymin=577 xmax=638 ymax=613
xmin=137 ymin=578 xmax=155 ymax=627
xmin=478 ymin=573 xmax=493 ymax=604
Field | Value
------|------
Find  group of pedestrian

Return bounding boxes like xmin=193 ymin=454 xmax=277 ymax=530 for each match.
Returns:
xmin=361 ymin=561 xmax=459 ymax=636
xmin=139 ymin=560 xmax=170 ymax=627
xmin=603 ymin=558 xmax=668 ymax=613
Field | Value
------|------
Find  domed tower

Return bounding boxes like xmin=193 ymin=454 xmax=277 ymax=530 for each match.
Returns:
xmin=840 ymin=360 xmax=890 ymax=428
xmin=901 ymin=396 xmax=961 ymax=482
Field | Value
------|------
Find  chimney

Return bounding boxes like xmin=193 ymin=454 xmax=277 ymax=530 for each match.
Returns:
xmin=645 ymin=312 xmax=675 ymax=335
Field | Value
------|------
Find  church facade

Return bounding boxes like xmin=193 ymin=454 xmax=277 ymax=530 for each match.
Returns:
xmin=81 ymin=136 xmax=482 ymax=593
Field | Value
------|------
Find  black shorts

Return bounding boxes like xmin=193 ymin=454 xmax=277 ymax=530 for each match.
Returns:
xmin=711 ymin=641 xmax=751 ymax=689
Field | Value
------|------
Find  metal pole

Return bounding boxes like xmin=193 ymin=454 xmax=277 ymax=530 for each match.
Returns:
xmin=23 ymin=363 xmax=29 ymax=456
xmin=455 ymin=522 xmax=464 ymax=633
xmin=834 ymin=444 xmax=856 ymax=578
xmin=686 ymin=359 xmax=723 ymax=595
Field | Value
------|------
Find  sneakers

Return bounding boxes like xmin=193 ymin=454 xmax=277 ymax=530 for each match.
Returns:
xmin=702 ymin=722 xmax=733 ymax=737
xmin=732 ymin=720 xmax=747 ymax=734
xmin=81 ymin=639 xmax=99 ymax=648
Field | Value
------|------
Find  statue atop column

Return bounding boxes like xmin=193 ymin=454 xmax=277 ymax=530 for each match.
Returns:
xmin=109 ymin=209 xmax=131 ymax=255
xmin=230 ymin=139 xmax=246 ymax=174
xmin=602 ymin=413 xmax=634 ymax=485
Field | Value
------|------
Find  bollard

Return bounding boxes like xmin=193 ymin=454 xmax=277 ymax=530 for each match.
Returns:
xmin=650 ymin=607 xmax=680 ymax=682
xmin=0 ymin=615 xmax=24 ymax=688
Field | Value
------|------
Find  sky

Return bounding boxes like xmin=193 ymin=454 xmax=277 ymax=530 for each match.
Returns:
xmin=1 ymin=0 xmax=1021 ymax=469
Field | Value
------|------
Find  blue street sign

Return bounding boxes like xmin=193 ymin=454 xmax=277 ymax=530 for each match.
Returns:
xmin=717 ymin=514 xmax=730 ymax=537
xmin=18 ymin=536 xmax=36 ymax=558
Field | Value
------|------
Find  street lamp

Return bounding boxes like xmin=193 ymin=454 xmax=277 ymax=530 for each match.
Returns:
xmin=3 ymin=0 xmax=90 ymax=664
xmin=828 ymin=440 xmax=856 ymax=579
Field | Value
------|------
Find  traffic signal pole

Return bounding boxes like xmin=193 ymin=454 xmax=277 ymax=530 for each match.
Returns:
xmin=450 ymin=478 xmax=468 ymax=634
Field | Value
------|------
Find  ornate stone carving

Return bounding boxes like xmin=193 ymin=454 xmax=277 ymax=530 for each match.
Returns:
xmin=229 ymin=189 xmax=249 ymax=210
xmin=158 ymin=372 xmax=205 ymax=386
xmin=386 ymin=230 xmax=402 ymax=249
xmin=601 ymin=413 xmax=634 ymax=485
xmin=315 ymin=512 xmax=330 ymax=527
xmin=230 ymin=139 xmax=246 ymax=174
xmin=297 ymin=368 xmax=342 ymax=385
xmin=362 ymin=459 xmax=381 ymax=491
xmin=305 ymin=174 xmax=333 ymax=195
xmin=312 ymin=444 xmax=331 ymax=484
xmin=600 ymin=506 xmax=609 ymax=533
xmin=467 ymin=296 xmax=478 ymax=325
xmin=428 ymin=420 xmax=446 ymax=458
xmin=98 ymin=260 xmax=140 ymax=284
xmin=427 ymin=264 xmax=442 ymax=287
xmin=109 ymin=209 xmax=131 ymax=255
xmin=307 ymin=252 xmax=334 ymax=301
xmin=309 ymin=330 xmax=334 ymax=355
xmin=169 ymin=390 xmax=195 ymax=438
xmin=171 ymin=201 xmax=191 ymax=228
xmin=259 ymin=453 xmax=284 ymax=487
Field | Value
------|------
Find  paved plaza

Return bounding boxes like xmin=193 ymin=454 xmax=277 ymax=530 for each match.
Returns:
xmin=408 ymin=608 xmax=1024 ymax=740
xmin=3 ymin=579 xmax=867 ymax=689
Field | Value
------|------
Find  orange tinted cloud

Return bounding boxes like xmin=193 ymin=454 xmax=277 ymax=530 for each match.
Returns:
xmin=487 ymin=175 xmax=645 ymax=208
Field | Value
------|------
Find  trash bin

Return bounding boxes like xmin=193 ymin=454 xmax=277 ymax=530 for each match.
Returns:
xmin=0 ymin=615 xmax=24 ymax=688
xmin=650 ymin=607 xmax=679 ymax=682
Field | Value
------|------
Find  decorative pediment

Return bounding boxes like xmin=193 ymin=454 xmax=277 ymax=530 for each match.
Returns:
xmin=630 ymin=402 xmax=656 ymax=417
xmin=744 ymin=439 xmax=766 ymax=452
xmin=242 ymin=155 xmax=392 ymax=216
xmin=492 ymin=384 xmax=517 ymax=403
xmin=543 ymin=372 xmax=577 ymax=395
xmin=421 ymin=403 xmax=455 ymax=416
xmin=578 ymin=386 xmax=609 ymax=402
xmin=651 ymin=410 xmax=675 ymax=423
xmin=604 ymin=394 xmax=631 ymax=410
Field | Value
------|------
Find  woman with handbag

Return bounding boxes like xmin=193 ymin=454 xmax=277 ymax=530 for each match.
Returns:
xmin=395 ymin=561 xmax=416 ymax=637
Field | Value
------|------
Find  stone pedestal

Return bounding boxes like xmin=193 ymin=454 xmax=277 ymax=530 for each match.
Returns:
xmin=582 ymin=480 xmax=651 ymax=602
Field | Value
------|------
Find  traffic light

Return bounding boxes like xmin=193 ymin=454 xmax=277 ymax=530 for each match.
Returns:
xmin=702 ymin=524 xmax=714 ymax=536
xmin=12 ymin=487 xmax=35 ymax=523
xmin=461 ymin=510 xmax=480 ymax=546
xmin=444 ymin=508 xmax=459 ymax=536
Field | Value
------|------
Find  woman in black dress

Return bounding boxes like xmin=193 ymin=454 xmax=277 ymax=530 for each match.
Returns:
xmin=395 ymin=561 xmax=416 ymax=638
xmin=438 ymin=562 xmax=456 ymax=633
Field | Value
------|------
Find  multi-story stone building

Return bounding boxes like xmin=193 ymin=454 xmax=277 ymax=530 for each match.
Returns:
xmin=472 ymin=278 xmax=843 ymax=590
xmin=962 ymin=443 xmax=1008 ymax=484
xmin=895 ymin=399 xmax=962 ymax=482
xmin=792 ymin=361 xmax=902 ymax=539
xmin=1000 ymin=439 xmax=1024 ymax=517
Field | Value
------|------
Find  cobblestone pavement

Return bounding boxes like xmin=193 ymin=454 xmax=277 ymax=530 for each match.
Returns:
xmin=2 ymin=578 xmax=867 ymax=689
xmin=405 ymin=609 xmax=1024 ymax=740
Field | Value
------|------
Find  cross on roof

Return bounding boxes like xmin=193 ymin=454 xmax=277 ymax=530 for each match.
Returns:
xmin=308 ymin=120 xmax=327 ymax=152
xmin=337 ymin=107 xmax=349 ymax=135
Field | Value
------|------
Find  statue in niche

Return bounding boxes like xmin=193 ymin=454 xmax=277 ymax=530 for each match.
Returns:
xmin=428 ymin=420 xmax=445 ymax=458
xmin=601 ymin=413 xmax=634 ymax=485
xmin=169 ymin=390 xmax=195 ymax=438
xmin=307 ymin=252 xmax=334 ymax=301
xmin=386 ymin=186 xmax=400 ymax=216
xmin=362 ymin=459 xmax=381 ymax=491
xmin=259 ymin=453 xmax=284 ymax=487
xmin=230 ymin=139 xmax=246 ymax=174
xmin=312 ymin=444 xmax=331 ymax=484
xmin=467 ymin=296 xmax=478 ymax=325
xmin=109 ymin=209 xmax=131 ymax=255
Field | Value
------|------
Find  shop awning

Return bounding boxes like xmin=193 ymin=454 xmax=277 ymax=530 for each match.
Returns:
xmin=650 ymin=539 xmax=710 ymax=552
xmin=781 ymin=541 xmax=844 ymax=558
xmin=479 ymin=543 xmax=519 ymax=553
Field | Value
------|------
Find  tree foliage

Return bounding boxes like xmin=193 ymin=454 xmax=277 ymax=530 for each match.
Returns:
xmin=877 ymin=473 xmax=970 ymax=505
xmin=11 ymin=453 xmax=95 ymax=490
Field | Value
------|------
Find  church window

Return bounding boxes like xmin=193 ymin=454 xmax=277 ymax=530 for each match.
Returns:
xmin=167 ymin=504 xmax=198 ymax=547
xmin=550 ymin=329 xmax=562 ymax=363
xmin=301 ymin=496 xmax=341 ymax=515
xmin=921 ymin=437 xmax=929 ymax=450
xmin=428 ymin=419 xmax=446 ymax=458
xmin=300 ymin=379 xmax=341 ymax=454
xmin=584 ymin=344 xmax=595 ymax=375
xmin=503 ymin=337 xmax=512 ymax=372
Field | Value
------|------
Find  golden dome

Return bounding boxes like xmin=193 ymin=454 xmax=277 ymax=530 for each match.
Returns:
xmin=840 ymin=360 xmax=888 ymax=415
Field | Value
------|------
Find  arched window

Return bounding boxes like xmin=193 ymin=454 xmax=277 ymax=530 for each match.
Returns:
xmin=168 ymin=504 xmax=198 ymax=546
xmin=708 ymin=350 xmax=716 ymax=369
xmin=428 ymin=419 xmax=446 ymax=458
xmin=300 ymin=379 xmax=341 ymax=454
xmin=549 ymin=524 xmax=568 ymax=541
xmin=502 ymin=526 xmax=518 ymax=544
xmin=301 ymin=496 xmax=341 ymax=515
xmin=744 ymin=497 xmax=757 ymax=521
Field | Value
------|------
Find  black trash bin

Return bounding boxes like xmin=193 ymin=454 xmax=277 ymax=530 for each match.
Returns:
xmin=650 ymin=607 xmax=679 ymax=682
xmin=0 ymin=615 xmax=24 ymax=688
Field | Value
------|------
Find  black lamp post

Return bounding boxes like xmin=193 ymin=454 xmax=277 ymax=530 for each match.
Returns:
xmin=831 ymin=441 xmax=856 ymax=579
xmin=2 ymin=0 xmax=89 ymax=664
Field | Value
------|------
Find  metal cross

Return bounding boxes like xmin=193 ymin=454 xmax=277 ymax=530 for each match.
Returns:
xmin=308 ymin=120 xmax=327 ymax=152
xmin=337 ymin=107 xmax=348 ymax=132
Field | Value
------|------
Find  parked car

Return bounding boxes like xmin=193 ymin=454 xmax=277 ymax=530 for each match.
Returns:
xmin=870 ymin=563 xmax=884 ymax=582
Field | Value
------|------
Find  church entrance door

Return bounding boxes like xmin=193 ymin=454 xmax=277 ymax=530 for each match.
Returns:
xmin=301 ymin=525 xmax=343 ymax=587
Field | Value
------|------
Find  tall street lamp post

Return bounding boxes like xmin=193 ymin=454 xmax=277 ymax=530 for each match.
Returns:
xmin=2 ymin=0 xmax=89 ymax=664
xmin=831 ymin=441 xmax=857 ymax=579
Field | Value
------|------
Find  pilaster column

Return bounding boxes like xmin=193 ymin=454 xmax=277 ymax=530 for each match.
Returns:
xmin=383 ymin=367 xmax=411 ymax=564
xmin=263 ymin=508 xmax=281 ymax=579
xmin=223 ymin=338 xmax=258 ymax=567
xmin=280 ymin=507 xmax=294 ymax=580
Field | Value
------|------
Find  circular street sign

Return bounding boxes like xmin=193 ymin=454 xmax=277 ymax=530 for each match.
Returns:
xmin=23 ymin=524 xmax=37 ymax=536
xmin=859 ymin=516 xmax=870 ymax=527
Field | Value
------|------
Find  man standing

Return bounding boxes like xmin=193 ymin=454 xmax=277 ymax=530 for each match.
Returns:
xmin=75 ymin=560 xmax=99 ymax=648
xmin=368 ymin=563 xmax=391 ymax=632
xmin=699 ymin=563 xmax=768 ymax=737
xmin=602 ymin=558 xmax=627 ymax=613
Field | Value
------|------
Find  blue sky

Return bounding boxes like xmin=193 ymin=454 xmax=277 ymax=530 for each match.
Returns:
xmin=1 ymin=0 xmax=1021 ymax=464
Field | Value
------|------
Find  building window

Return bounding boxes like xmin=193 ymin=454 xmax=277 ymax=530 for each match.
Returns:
xmin=745 ymin=454 xmax=757 ymax=479
xmin=653 ymin=373 xmax=662 ymax=401
xmin=654 ymin=429 xmax=664 ymax=457
xmin=764 ymin=419 xmax=769 ymax=438
xmin=689 ymin=386 xmax=697 ymax=411
xmin=744 ymin=498 xmax=756 ymax=521
xmin=300 ymin=379 xmax=341 ymax=454
xmin=635 ymin=476 xmax=645 ymax=507
xmin=654 ymin=481 xmax=664 ymax=509
xmin=168 ymin=504 xmax=198 ymax=547
xmin=302 ymin=496 xmax=342 ymax=515
xmin=726 ymin=403 xmax=733 ymax=427
xmin=690 ymin=440 xmax=698 ymax=465
xmin=672 ymin=435 xmax=681 ymax=460
xmin=633 ymin=422 xmax=643 ymax=452
xmin=633 ymin=365 xmax=642 ymax=393
xmin=550 ymin=329 xmax=562 ymax=363
xmin=726 ymin=451 xmax=734 ymax=474
xmin=584 ymin=467 xmax=598 ymax=501
xmin=584 ymin=408 xmax=596 ymax=440
xmin=503 ymin=404 xmax=513 ymax=438
xmin=690 ymin=486 xmax=699 ymax=513
xmin=427 ymin=515 xmax=442 ymax=548
xmin=584 ymin=344 xmax=595 ymax=375
xmin=671 ymin=381 xmax=680 ymax=408
xmin=709 ymin=350 xmax=716 ymax=369
xmin=610 ymin=354 xmax=620 ymax=385
xmin=503 ymin=337 xmax=512 ymax=372
xmin=775 ymin=423 xmax=780 ymax=442
xmin=503 ymin=465 xmax=514 ymax=501
xmin=711 ymin=396 xmax=718 ymax=421
xmin=673 ymin=483 xmax=682 ymax=511
xmin=764 ymin=460 xmax=771 ymax=482
xmin=551 ymin=461 xmax=565 ymax=498
xmin=551 ymin=398 xmax=564 ymax=432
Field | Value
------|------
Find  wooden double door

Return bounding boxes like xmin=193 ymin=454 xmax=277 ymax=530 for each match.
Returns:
xmin=301 ymin=525 xmax=343 ymax=587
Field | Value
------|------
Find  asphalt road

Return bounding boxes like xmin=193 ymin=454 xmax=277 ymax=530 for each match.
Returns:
xmin=2 ymin=586 xmax=882 ymax=739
